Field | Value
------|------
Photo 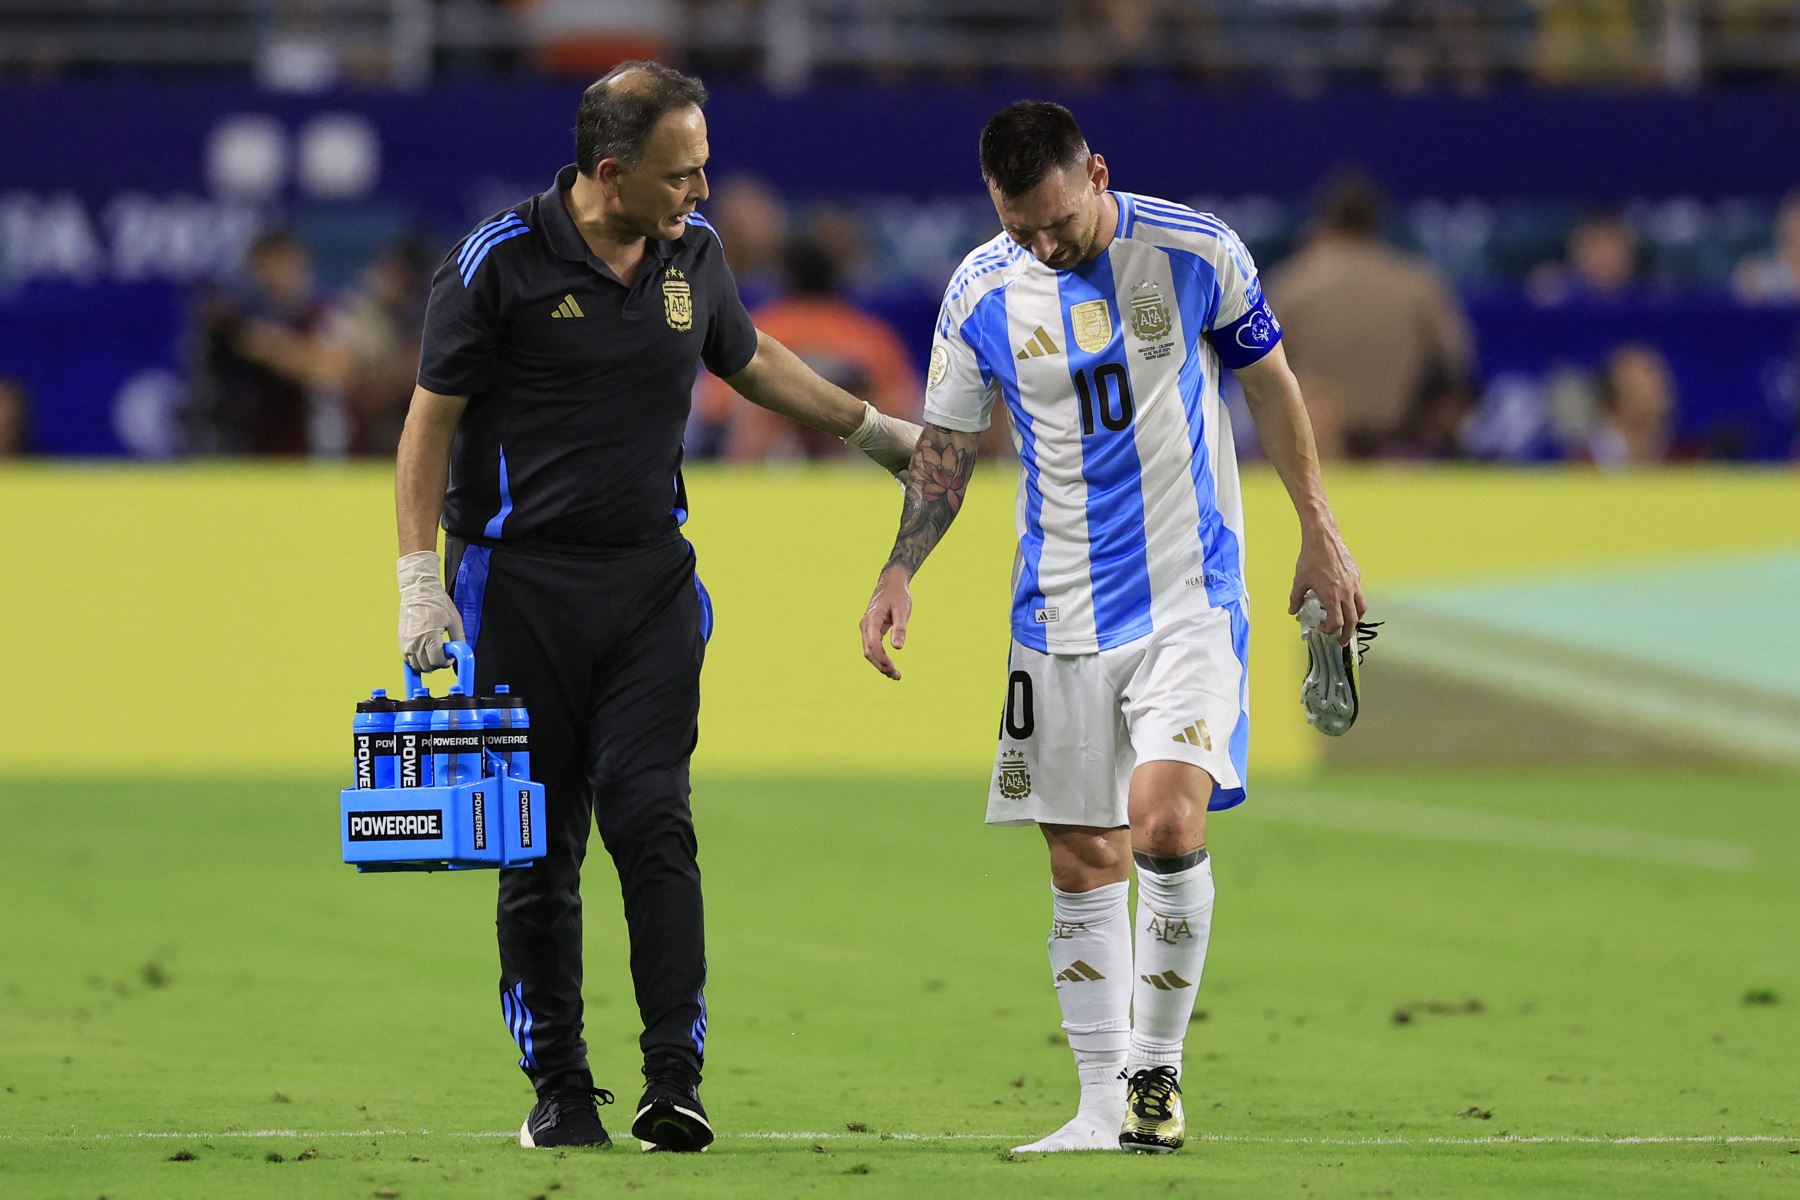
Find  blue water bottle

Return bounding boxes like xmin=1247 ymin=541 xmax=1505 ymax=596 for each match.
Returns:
xmin=485 ymin=685 xmax=531 ymax=780
xmin=476 ymin=688 xmax=506 ymax=777
xmin=352 ymin=689 xmax=399 ymax=789
xmin=393 ymin=688 xmax=436 ymax=788
xmin=431 ymin=695 xmax=484 ymax=787
xmin=428 ymin=641 xmax=483 ymax=787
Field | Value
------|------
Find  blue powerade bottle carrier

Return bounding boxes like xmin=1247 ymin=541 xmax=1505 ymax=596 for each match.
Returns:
xmin=340 ymin=641 xmax=547 ymax=873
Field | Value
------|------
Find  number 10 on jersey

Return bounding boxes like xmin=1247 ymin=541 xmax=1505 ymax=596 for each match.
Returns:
xmin=1074 ymin=364 xmax=1135 ymax=435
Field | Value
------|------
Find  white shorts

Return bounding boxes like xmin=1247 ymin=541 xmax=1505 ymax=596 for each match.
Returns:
xmin=985 ymin=599 xmax=1250 ymax=827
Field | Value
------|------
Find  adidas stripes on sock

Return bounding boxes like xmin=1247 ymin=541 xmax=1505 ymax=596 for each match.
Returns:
xmin=1129 ymin=850 xmax=1215 ymax=1079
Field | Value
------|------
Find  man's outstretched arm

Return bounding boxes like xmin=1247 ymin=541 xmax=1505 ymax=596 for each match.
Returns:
xmin=859 ymin=422 xmax=981 ymax=680
xmin=1234 ymin=342 xmax=1365 ymax=641
xmin=726 ymin=330 xmax=921 ymax=478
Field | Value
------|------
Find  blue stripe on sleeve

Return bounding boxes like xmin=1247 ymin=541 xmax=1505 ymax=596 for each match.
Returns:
xmin=458 ymin=215 xmax=523 ymax=269
xmin=1058 ymin=254 xmax=1154 ymax=650
xmin=461 ymin=223 xmax=530 ymax=286
xmin=945 ymin=241 xmax=1026 ymax=307
xmin=1129 ymin=198 xmax=1255 ymax=281
xmin=685 ymin=212 xmax=722 ymax=246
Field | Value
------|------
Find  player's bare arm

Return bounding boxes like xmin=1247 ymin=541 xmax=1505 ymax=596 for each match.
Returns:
xmin=726 ymin=329 xmax=921 ymax=477
xmin=859 ymin=422 xmax=980 ymax=680
xmin=1235 ymin=343 xmax=1366 ymax=642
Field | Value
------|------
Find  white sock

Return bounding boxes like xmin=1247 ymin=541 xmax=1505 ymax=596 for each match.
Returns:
xmin=1129 ymin=851 xmax=1215 ymax=1080
xmin=1047 ymin=880 xmax=1131 ymax=1113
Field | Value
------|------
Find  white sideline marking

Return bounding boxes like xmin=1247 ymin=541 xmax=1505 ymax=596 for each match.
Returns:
xmin=1246 ymin=792 xmax=1754 ymax=871
xmin=3 ymin=1129 xmax=1795 ymax=1148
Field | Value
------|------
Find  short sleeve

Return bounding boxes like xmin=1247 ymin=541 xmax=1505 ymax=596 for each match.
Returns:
xmin=1202 ymin=229 xmax=1283 ymax=371
xmin=920 ymin=307 xmax=996 ymax=433
xmin=703 ymin=261 xmax=758 ymax=378
xmin=417 ymin=251 xmax=500 ymax=396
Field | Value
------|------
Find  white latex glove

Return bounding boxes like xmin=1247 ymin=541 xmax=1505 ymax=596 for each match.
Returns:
xmin=397 ymin=550 xmax=465 ymax=671
xmin=843 ymin=402 xmax=923 ymax=483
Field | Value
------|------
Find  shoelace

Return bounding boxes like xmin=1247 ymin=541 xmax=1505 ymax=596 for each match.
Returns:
xmin=1351 ymin=620 xmax=1384 ymax=664
xmin=1127 ymin=1065 xmax=1180 ymax=1121
xmin=542 ymin=1085 xmax=614 ymax=1126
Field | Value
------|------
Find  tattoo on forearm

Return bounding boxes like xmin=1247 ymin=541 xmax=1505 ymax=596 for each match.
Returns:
xmin=885 ymin=424 xmax=977 ymax=577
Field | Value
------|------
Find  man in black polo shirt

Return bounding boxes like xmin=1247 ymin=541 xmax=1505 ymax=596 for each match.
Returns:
xmin=392 ymin=62 xmax=919 ymax=1153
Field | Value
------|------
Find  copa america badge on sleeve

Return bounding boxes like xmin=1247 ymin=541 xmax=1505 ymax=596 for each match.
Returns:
xmin=340 ymin=641 xmax=547 ymax=873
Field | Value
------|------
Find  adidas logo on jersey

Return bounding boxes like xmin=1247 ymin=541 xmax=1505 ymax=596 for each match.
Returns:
xmin=550 ymin=293 xmax=585 ymax=319
xmin=1055 ymin=960 xmax=1105 ymax=984
xmin=1172 ymin=720 xmax=1212 ymax=750
xmin=1015 ymin=326 xmax=1061 ymax=359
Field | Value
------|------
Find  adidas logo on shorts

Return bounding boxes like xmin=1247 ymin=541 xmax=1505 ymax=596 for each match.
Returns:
xmin=1172 ymin=720 xmax=1212 ymax=750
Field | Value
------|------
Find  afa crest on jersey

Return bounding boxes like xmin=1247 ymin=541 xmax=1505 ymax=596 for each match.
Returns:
xmin=663 ymin=267 xmax=693 ymax=332
xmin=1129 ymin=281 xmax=1172 ymax=341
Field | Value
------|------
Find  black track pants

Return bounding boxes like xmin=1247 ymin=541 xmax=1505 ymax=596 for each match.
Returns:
xmin=447 ymin=532 xmax=711 ymax=1093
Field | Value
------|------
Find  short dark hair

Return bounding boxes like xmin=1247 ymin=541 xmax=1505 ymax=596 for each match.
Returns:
xmin=575 ymin=60 xmax=708 ymax=176
xmin=979 ymin=101 xmax=1090 ymax=199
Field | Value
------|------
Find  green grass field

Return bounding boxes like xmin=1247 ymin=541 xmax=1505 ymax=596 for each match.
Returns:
xmin=3 ymin=766 xmax=1797 ymax=1198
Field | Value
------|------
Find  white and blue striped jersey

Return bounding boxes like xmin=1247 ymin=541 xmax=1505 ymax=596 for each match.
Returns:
xmin=923 ymin=192 xmax=1282 ymax=655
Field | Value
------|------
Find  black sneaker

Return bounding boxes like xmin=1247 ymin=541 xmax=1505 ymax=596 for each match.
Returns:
xmin=631 ymin=1058 xmax=713 ymax=1153
xmin=519 ymin=1073 xmax=615 ymax=1149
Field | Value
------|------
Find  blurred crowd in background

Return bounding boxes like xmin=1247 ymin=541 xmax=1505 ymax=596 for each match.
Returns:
xmin=14 ymin=171 xmax=1775 ymax=469
xmin=91 ymin=169 xmax=1794 ymax=470
xmin=6 ymin=1 xmax=1800 ymax=91
xmin=1 ymin=0 xmax=1798 ymax=466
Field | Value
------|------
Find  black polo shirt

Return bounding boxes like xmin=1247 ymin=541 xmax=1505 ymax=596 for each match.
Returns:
xmin=418 ymin=164 xmax=758 ymax=553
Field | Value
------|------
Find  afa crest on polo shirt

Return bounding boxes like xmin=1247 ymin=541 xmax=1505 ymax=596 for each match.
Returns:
xmin=663 ymin=267 xmax=693 ymax=332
